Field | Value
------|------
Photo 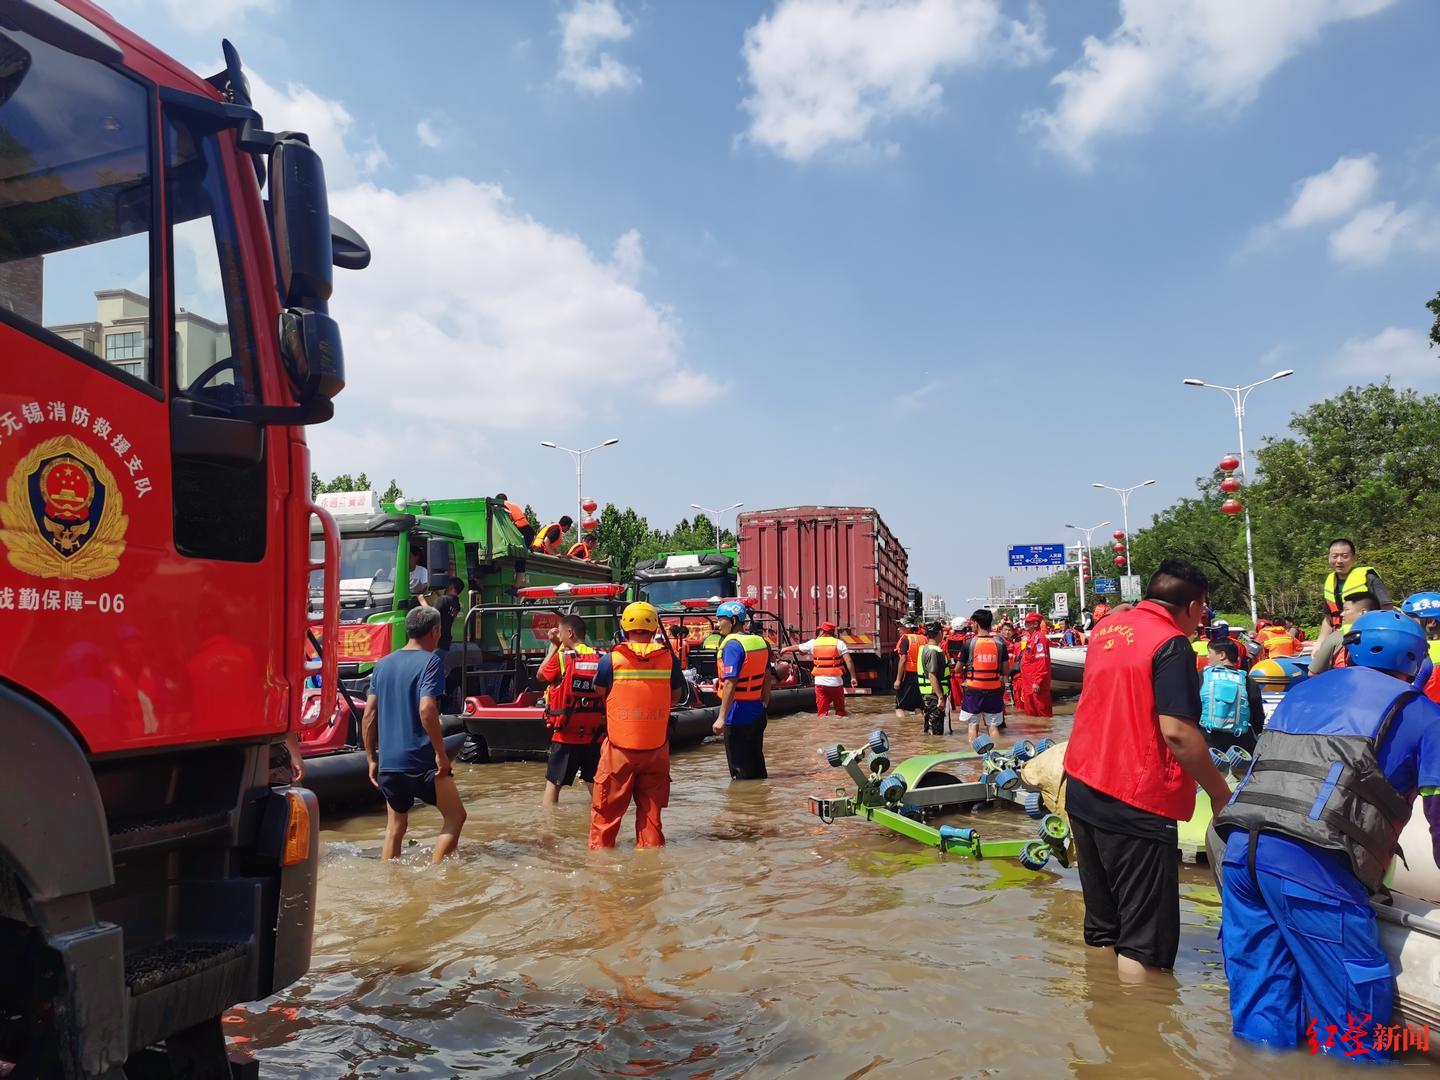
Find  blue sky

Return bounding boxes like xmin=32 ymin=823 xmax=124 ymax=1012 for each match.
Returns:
xmin=110 ymin=0 xmax=1440 ymax=607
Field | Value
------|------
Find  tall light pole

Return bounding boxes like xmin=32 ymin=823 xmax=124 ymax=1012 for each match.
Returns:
xmin=1091 ymin=480 xmax=1156 ymax=593
xmin=540 ymin=438 xmax=619 ymax=541
xmin=690 ymin=502 xmax=743 ymax=549
xmin=1065 ymin=520 xmax=1110 ymax=615
xmin=1182 ymin=369 xmax=1294 ymax=628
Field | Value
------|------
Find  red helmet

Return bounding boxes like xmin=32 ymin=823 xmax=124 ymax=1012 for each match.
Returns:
xmin=1024 ymin=612 xmax=1043 ymax=624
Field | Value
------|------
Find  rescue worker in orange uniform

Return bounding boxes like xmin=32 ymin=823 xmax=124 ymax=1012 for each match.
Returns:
xmin=710 ymin=601 xmax=773 ymax=778
xmin=892 ymin=619 xmax=925 ymax=718
xmin=535 ymin=614 xmax=604 ymax=807
xmin=532 ymin=516 xmax=574 ymax=556
xmin=588 ymin=602 xmax=685 ymax=849
xmin=785 ymin=621 xmax=857 ymax=717
xmin=496 ymin=493 xmax=535 ymax=548
xmin=566 ymin=538 xmax=595 ymax=561
xmin=1015 ymin=611 xmax=1054 ymax=718
xmin=958 ymin=608 xmax=1009 ymax=742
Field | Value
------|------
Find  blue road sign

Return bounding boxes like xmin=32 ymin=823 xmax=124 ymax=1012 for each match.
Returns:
xmin=1094 ymin=578 xmax=1120 ymax=594
xmin=1007 ymin=544 xmax=1066 ymax=569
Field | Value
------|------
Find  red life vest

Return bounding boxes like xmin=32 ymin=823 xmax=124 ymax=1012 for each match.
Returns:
xmin=544 ymin=645 xmax=604 ymax=745
xmin=503 ymin=501 xmax=530 ymax=529
xmin=943 ymin=632 xmax=966 ymax=661
xmin=963 ymin=636 xmax=1003 ymax=691
xmin=606 ymin=641 xmax=673 ymax=751
xmin=1093 ymin=602 xmax=1111 ymax=621
xmin=1066 ymin=600 xmax=1196 ymax=821
xmin=904 ymin=633 xmax=924 ymax=674
xmin=812 ymin=636 xmax=845 ymax=679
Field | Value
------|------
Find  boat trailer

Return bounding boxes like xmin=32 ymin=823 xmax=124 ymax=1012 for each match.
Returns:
xmin=807 ymin=732 xmax=1071 ymax=871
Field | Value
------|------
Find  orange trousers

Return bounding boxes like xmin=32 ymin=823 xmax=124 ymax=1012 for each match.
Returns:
xmin=589 ymin=740 xmax=671 ymax=849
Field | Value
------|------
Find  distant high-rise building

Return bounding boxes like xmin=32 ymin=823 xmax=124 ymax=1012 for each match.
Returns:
xmin=987 ymin=575 xmax=1006 ymax=601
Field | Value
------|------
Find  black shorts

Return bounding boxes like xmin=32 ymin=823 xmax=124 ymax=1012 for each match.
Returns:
xmin=377 ymin=769 xmax=438 ymax=814
xmin=724 ymin=717 xmax=768 ymax=780
xmin=895 ymin=673 xmax=923 ymax=711
xmin=546 ymin=741 xmax=601 ymax=787
xmin=1070 ymin=814 xmax=1180 ymax=970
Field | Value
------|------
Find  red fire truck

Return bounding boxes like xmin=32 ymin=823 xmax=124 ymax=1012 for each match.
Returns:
xmin=0 ymin=3 xmax=363 ymax=1074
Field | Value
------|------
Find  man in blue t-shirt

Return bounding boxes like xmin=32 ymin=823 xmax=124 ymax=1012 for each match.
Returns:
xmin=1217 ymin=610 xmax=1440 ymax=1056
xmin=709 ymin=602 xmax=772 ymax=780
xmin=361 ymin=605 xmax=468 ymax=862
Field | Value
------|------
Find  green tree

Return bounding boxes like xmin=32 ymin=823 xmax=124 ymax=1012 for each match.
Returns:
xmin=354 ymin=472 xmax=370 ymax=493
xmin=382 ymin=478 xmax=403 ymax=503
xmin=310 ymin=470 xmax=321 ymax=499
xmin=1428 ymin=290 xmax=1440 ymax=349
xmin=591 ymin=503 xmax=653 ymax=578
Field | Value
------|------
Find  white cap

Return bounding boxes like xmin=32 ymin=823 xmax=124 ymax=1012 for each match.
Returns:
xmin=950 ymin=616 xmax=967 ymax=630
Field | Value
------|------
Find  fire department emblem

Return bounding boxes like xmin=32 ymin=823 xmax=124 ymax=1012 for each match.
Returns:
xmin=0 ymin=435 xmax=128 ymax=580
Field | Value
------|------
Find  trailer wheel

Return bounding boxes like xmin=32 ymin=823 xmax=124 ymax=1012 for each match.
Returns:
xmin=1018 ymin=840 xmax=1052 ymax=871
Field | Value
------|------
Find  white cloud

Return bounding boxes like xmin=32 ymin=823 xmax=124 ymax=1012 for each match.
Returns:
xmin=557 ymin=0 xmax=641 ymax=94
xmin=1327 ymin=201 xmax=1440 ymax=267
xmin=1278 ymin=154 xmax=1379 ymax=230
xmin=243 ymin=69 xmax=388 ymax=187
xmin=238 ymin=75 xmax=714 ymax=487
xmin=416 ymin=119 xmax=443 ymax=149
xmin=741 ymin=0 xmax=1048 ymax=163
xmin=1332 ymin=327 xmax=1438 ymax=387
xmin=1030 ymin=0 xmax=1395 ymax=168
xmin=610 ymin=228 xmax=646 ymax=284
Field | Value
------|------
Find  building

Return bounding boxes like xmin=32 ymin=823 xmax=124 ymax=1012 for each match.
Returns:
xmin=44 ymin=289 xmax=229 ymax=386
xmin=922 ymin=593 xmax=949 ymax=624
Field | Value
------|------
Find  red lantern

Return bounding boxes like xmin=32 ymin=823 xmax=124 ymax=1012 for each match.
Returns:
xmin=582 ymin=498 xmax=598 ymax=514
xmin=1221 ymin=499 xmax=1243 ymax=516
xmin=1219 ymin=477 xmax=1241 ymax=494
xmin=1113 ymin=543 xmax=1125 ymax=554
xmin=1219 ymin=455 xmax=1240 ymax=473
xmin=582 ymin=517 xmax=599 ymax=532
xmin=1113 ymin=556 xmax=1126 ymax=567
xmin=1112 ymin=531 xmax=1125 ymax=541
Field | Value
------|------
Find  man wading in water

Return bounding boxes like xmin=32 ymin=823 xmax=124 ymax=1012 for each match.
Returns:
xmin=1062 ymin=559 xmax=1231 ymax=980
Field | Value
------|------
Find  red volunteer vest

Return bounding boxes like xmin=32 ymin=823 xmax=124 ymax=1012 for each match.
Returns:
xmin=1066 ymin=600 xmax=1196 ymax=821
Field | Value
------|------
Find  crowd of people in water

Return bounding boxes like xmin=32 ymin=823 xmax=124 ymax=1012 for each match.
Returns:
xmin=357 ymin=534 xmax=1440 ymax=1062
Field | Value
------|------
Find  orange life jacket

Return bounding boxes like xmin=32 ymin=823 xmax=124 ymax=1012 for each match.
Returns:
xmin=812 ymin=636 xmax=845 ymax=679
xmin=904 ymin=633 xmax=924 ymax=674
xmin=963 ymin=636 xmax=1003 ymax=691
xmin=503 ymin=501 xmax=530 ymax=529
xmin=544 ymin=645 xmax=604 ymax=745
xmin=532 ymin=523 xmax=565 ymax=554
xmin=668 ymin=637 xmax=691 ymax=669
xmin=605 ymin=641 xmax=673 ymax=751
xmin=1093 ymin=603 xmax=1111 ymax=621
xmin=567 ymin=541 xmax=593 ymax=560
xmin=720 ymin=633 xmax=770 ymax=701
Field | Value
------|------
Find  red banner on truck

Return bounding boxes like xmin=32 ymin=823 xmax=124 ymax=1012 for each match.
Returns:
xmin=307 ymin=623 xmax=392 ymax=664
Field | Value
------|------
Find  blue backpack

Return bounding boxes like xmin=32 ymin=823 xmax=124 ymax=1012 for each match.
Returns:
xmin=1200 ymin=666 xmax=1252 ymax=734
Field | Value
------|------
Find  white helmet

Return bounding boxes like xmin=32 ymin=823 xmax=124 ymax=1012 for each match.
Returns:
xmin=950 ymin=616 xmax=967 ymax=631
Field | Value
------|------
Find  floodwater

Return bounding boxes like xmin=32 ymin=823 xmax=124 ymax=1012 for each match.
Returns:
xmin=229 ymin=699 xmax=1423 ymax=1077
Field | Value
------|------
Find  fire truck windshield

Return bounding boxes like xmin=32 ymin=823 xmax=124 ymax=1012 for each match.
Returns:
xmin=0 ymin=26 xmax=156 ymax=383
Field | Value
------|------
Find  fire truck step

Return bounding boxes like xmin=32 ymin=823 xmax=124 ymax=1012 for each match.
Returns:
xmin=124 ymin=939 xmax=248 ymax=996
xmin=108 ymin=809 xmax=231 ymax=856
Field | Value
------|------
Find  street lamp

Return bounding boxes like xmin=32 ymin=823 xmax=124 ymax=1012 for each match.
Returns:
xmin=540 ymin=438 xmax=620 ymax=541
xmin=690 ymin=502 xmax=743 ymax=549
xmin=1091 ymin=480 xmax=1156 ymax=593
xmin=1182 ymin=368 xmax=1294 ymax=627
xmin=1064 ymin=520 xmax=1111 ymax=615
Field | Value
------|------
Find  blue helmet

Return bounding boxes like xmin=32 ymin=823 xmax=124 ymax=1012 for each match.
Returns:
xmin=1343 ymin=610 xmax=1428 ymax=679
xmin=1402 ymin=592 xmax=1440 ymax=620
xmin=715 ymin=601 xmax=748 ymax=623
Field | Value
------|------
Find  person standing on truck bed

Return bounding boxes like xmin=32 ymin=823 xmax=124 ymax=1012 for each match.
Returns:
xmin=711 ymin=601 xmax=773 ymax=779
xmin=536 ymin=615 xmax=605 ymax=807
xmin=532 ymin=516 xmax=575 ymax=556
xmin=590 ymin=602 xmax=686 ymax=848
xmin=497 ymin=493 xmax=534 ymax=588
xmin=362 ymin=606 xmax=468 ymax=862
xmin=893 ymin=619 xmax=924 ymax=719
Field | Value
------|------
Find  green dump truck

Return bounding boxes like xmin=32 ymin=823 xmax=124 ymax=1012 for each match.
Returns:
xmin=309 ymin=492 xmax=612 ymax=702
xmin=631 ymin=549 xmax=737 ymax=606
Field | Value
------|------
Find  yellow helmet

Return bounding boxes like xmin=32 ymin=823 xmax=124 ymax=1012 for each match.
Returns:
xmin=620 ymin=601 xmax=660 ymax=633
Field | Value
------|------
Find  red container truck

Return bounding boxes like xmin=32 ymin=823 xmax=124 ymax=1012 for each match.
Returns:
xmin=736 ymin=506 xmax=908 ymax=690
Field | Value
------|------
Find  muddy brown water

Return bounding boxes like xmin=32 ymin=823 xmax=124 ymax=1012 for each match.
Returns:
xmin=229 ymin=699 xmax=1423 ymax=1077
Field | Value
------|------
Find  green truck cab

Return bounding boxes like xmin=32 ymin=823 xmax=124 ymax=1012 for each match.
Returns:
xmin=632 ymin=549 xmax=737 ymax=606
xmin=310 ymin=493 xmax=612 ymax=702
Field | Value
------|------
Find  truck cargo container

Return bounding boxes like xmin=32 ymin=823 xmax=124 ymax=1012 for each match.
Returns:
xmin=736 ymin=506 xmax=907 ymax=689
